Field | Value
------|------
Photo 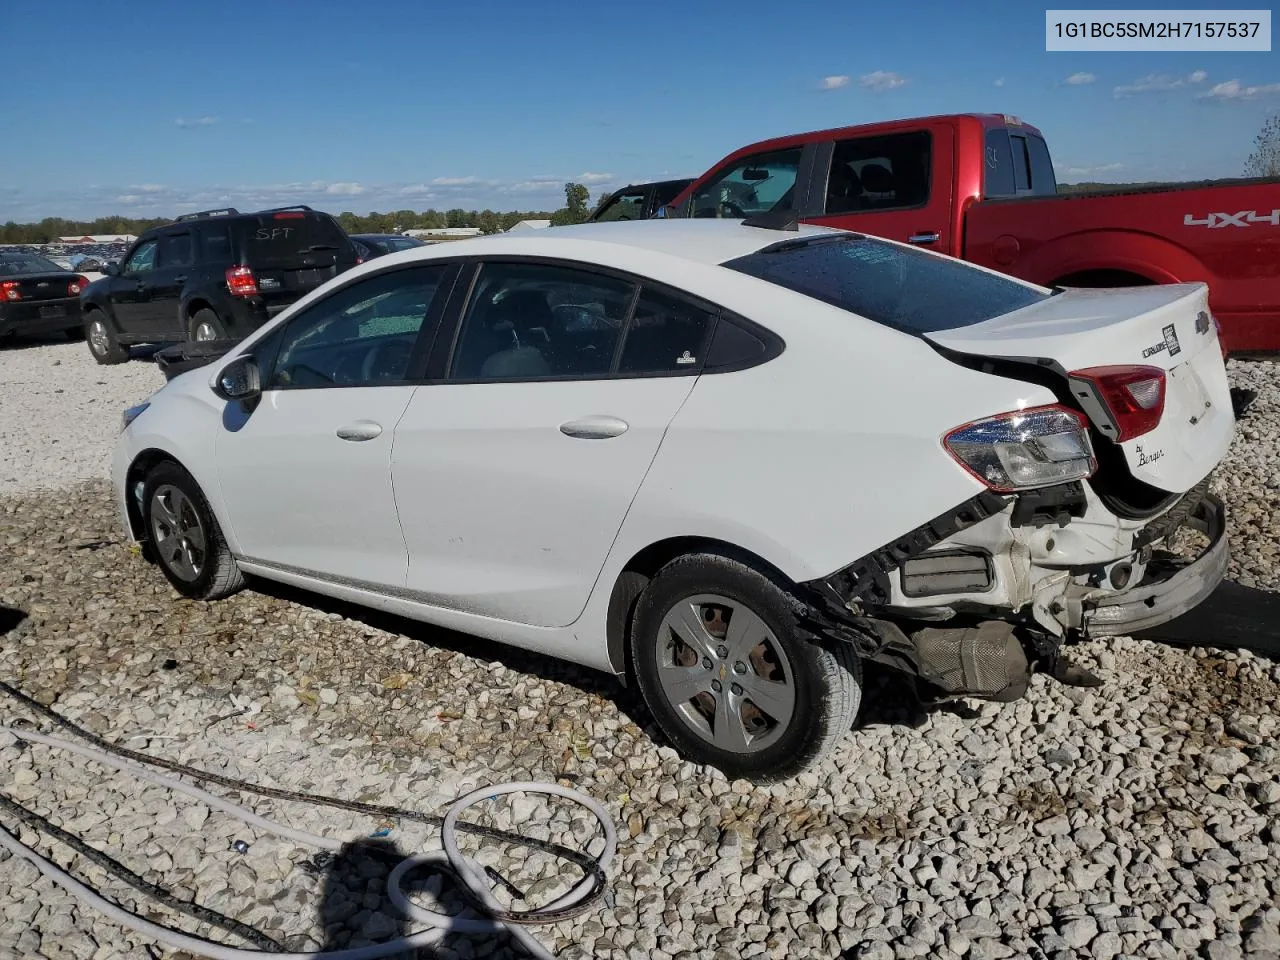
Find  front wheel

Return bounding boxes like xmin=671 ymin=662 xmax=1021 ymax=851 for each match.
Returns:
xmin=630 ymin=553 xmax=862 ymax=782
xmin=85 ymin=312 xmax=128 ymax=364
xmin=142 ymin=461 xmax=244 ymax=600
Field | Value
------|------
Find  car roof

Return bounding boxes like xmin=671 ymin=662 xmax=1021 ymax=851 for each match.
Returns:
xmin=400 ymin=219 xmax=846 ymax=267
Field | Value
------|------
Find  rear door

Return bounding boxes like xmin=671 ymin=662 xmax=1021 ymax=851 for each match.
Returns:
xmin=237 ymin=210 xmax=358 ymax=314
xmin=391 ymin=260 xmax=717 ymax=628
xmin=146 ymin=229 xmax=195 ymax=339
xmin=806 ymin=122 xmax=957 ymax=254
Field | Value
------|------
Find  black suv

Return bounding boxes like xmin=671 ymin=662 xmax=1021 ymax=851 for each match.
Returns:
xmin=588 ymin=179 xmax=694 ymax=222
xmin=80 ymin=205 xmax=358 ymax=364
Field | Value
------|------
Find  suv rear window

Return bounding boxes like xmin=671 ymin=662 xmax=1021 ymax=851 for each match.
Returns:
xmin=234 ymin=213 xmax=353 ymax=268
xmin=723 ymin=235 xmax=1048 ymax=333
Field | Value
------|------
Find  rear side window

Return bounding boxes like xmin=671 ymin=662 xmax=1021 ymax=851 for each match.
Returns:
xmin=825 ymin=131 xmax=932 ymax=214
xmin=201 ymin=225 xmax=232 ymax=263
xmin=236 ymin=213 xmax=352 ymax=268
xmin=983 ymin=129 xmax=1016 ymax=198
xmin=724 ymin=235 xmax=1048 ymax=334
xmin=617 ymin=289 xmax=715 ymax=373
xmin=1010 ymin=136 xmax=1033 ymax=192
xmin=1026 ymin=135 xmax=1057 ymax=194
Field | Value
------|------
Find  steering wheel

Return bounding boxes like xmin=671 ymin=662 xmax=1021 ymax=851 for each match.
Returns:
xmin=718 ymin=201 xmax=746 ymax=218
xmin=362 ymin=339 xmax=414 ymax=383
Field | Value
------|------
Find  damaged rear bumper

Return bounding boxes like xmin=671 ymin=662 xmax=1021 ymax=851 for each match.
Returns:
xmin=1082 ymin=493 xmax=1228 ymax=637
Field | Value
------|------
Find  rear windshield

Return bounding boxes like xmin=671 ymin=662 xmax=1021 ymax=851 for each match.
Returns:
xmin=723 ymin=234 xmax=1048 ymax=333
xmin=0 ymin=254 xmax=63 ymax=275
xmin=234 ymin=213 xmax=353 ymax=266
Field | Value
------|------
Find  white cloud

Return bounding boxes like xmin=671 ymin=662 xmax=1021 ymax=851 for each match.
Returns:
xmin=858 ymin=71 xmax=907 ymax=93
xmin=175 ymin=116 xmax=218 ymax=128
xmin=1198 ymin=78 xmax=1280 ymax=101
xmin=398 ymin=184 xmax=436 ymax=197
xmin=325 ymin=182 xmax=365 ymax=196
xmin=576 ymin=172 xmax=614 ymax=185
xmin=1060 ymin=163 xmax=1125 ymax=177
xmin=820 ymin=75 xmax=850 ymax=91
xmin=115 ymin=194 xmax=141 ymax=204
xmin=1064 ymin=72 xmax=1096 ymax=85
xmin=1113 ymin=70 xmax=1208 ymax=98
xmin=994 ymin=77 xmax=1005 ymax=87
xmin=430 ymin=176 xmax=484 ymax=186
xmin=129 ymin=184 xmax=167 ymax=193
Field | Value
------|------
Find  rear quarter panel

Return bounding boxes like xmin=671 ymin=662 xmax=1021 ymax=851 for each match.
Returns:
xmin=963 ymin=180 xmax=1280 ymax=352
xmin=593 ymin=276 xmax=1059 ymax=590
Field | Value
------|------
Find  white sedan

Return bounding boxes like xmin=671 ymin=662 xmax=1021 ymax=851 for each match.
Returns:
xmin=113 ymin=219 xmax=1234 ymax=781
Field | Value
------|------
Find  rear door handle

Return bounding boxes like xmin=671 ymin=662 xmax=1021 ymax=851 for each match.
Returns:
xmin=908 ymin=232 xmax=940 ymax=245
xmin=559 ymin=416 xmax=629 ymax=439
xmin=336 ymin=421 xmax=383 ymax=442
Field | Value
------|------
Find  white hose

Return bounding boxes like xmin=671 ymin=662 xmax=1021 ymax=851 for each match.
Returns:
xmin=0 ymin=725 xmax=616 ymax=960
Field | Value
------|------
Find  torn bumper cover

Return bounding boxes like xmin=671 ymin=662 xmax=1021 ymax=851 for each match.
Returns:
xmin=1083 ymin=493 xmax=1228 ymax=637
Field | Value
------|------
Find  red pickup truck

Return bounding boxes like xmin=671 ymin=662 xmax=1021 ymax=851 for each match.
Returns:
xmin=663 ymin=114 xmax=1280 ymax=355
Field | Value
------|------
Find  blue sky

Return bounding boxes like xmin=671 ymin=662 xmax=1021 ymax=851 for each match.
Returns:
xmin=1 ymin=0 xmax=1277 ymax=221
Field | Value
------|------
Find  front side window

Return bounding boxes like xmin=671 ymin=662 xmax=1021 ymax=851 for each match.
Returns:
xmin=825 ymin=131 xmax=931 ymax=214
xmin=268 ymin=265 xmax=447 ymax=389
xmin=450 ymin=262 xmax=636 ymax=380
xmin=593 ymin=189 xmax=646 ymax=222
xmin=689 ymin=148 xmax=802 ymax=219
xmin=122 ymin=239 xmax=158 ymax=275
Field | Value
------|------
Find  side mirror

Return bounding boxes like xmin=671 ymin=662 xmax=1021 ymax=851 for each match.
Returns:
xmin=214 ymin=355 xmax=261 ymax=401
xmin=103 ymin=262 xmax=120 ymax=276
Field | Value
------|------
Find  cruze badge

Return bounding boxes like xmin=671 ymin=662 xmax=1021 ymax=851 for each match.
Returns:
xmin=676 ymin=350 xmax=696 ymax=365
xmin=1184 ymin=209 xmax=1280 ymax=228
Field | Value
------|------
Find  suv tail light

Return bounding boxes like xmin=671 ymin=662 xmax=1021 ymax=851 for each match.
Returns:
xmin=225 ymin=265 xmax=258 ymax=297
xmin=944 ymin=405 xmax=1096 ymax=492
xmin=1 ymin=280 xmax=21 ymax=301
xmin=273 ymin=211 xmax=306 ymax=219
xmin=68 ymin=275 xmax=89 ymax=296
xmin=1068 ymin=365 xmax=1165 ymax=442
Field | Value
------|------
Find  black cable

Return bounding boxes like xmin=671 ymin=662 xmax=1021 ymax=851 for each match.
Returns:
xmin=0 ymin=680 xmax=606 ymax=925
xmin=0 ymin=792 xmax=281 ymax=951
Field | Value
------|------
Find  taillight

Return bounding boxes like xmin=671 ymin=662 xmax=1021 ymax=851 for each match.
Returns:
xmin=0 ymin=280 xmax=20 ymax=301
xmin=68 ymin=275 xmax=88 ymax=296
xmin=1068 ymin=365 xmax=1166 ymax=442
xmin=273 ymin=212 xmax=305 ymax=219
xmin=225 ymin=265 xmax=258 ymax=297
xmin=944 ymin=404 xmax=1096 ymax=493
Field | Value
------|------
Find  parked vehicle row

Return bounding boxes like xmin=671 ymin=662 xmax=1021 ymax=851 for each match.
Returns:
xmin=115 ymin=218 xmax=1235 ymax=780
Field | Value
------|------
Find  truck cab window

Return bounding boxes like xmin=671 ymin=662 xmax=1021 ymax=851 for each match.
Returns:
xmin=1010 ymin=135 xmax=1033 ymax=193
xmin=1026 ymin=135 xmax=1058 ymax=194
xmin=825 ymin=131 xmax=931 ymax=213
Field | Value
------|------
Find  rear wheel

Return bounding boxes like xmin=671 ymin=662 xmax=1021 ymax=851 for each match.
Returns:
xmin=630 ymin=553 xmax=862 ymax=782
xmin=85 ymin=312 xmax=128 ymax=365
xmin=142 ymin=461 xmax=244 ymax=600
xmin=189 ymin=309 xmax=226 ymax=343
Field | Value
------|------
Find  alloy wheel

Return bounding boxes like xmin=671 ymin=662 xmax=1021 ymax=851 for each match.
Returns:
xmin=88 ymin=320 xmax=110 ymax=357
xmin=149 ymin=484 xmax=206 ymax=582
xmin=194 ymin=322 xmax=217 ymax=342
xmin=654 ymin=593 xmax=796 ymax=753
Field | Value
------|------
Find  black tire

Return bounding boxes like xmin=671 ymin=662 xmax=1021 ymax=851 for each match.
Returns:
xmin=629 ymin=552 xmax=862 ymax=783
xmin=84 ymin=311 xmax=128 ymax=365
xmin=141 ymin=461 xmax=244 ymax=600
xmin=189 ymin=309 xmax=227 ymax=343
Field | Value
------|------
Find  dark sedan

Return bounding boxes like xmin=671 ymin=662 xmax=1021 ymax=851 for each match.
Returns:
xmin=0 ymin=252 xmax=89 ymax=341
xmin=350 ymin=233 xmax=426 ymax=262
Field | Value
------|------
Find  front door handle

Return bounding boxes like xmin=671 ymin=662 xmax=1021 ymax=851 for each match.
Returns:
xmin=336 ymin=421 xmax=383 ymax=442
xmin=559 ymin=416 xmax=629 ymax=439
xmin=908 ymin=232 xmax=941 ymax=245
xmin=174 ymin=275 xmax=188 ymax=283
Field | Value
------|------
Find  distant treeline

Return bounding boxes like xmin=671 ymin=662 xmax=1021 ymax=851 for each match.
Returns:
xmin=0 ymin=208 xmax=558 ymax=245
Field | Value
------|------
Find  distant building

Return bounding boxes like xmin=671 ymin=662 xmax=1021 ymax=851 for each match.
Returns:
xmin=58 ymin=234 xmax=137 ymax=244
xmin=507 ymin=219 xmax=552 ymax=232
xmin=403 ymin=227 xmax=483 ymax=241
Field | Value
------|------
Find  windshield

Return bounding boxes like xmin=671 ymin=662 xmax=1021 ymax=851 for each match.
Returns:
xmin=723 ymin=234 xmax=1049 ymax=334
xmin=0 ymin=254 xmax=64 ymax=275
xmin=381 ymin=237 xmax=423 ymax=251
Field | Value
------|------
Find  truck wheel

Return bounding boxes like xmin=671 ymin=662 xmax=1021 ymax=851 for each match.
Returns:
xmin=85 ymin=312 xmax=129 ymax=365
xmin=630 ymin=552 xmax=862 ymax=783
xmin=189 ymin=309 xmax=226 ymax=342
xmin=142 ymin=461 xmax=244 ymax=600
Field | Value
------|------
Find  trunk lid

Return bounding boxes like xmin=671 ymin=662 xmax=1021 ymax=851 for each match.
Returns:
xmin=926 ymin=283 xmax=1234 ymax=494
xmin=9 ymin=272 xmax=79 ymax=302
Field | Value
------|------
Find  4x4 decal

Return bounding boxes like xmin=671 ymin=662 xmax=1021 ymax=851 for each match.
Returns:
xmin=1183 ymin=209 xmax=1280 ymax=228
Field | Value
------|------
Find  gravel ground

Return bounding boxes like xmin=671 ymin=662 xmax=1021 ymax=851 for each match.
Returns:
xmin=1 ymin=343 xmax=1279 ymax=960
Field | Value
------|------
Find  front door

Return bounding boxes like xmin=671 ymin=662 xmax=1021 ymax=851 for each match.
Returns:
xmin=392 ymin=260 xmax=718 ymax=628
xmin=214 ymin=262 xmax=457 ymax=587
xmin=147 ymin=230 xmax=196 ymax=340
xmin=109 ymin=237 xmax=159 ymax=335
xmin=806 ymin=122 xmax=956 ymax=254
